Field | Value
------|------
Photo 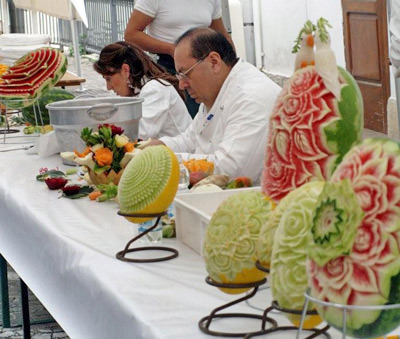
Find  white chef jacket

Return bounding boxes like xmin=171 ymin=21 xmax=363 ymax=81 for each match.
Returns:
xmin=160 ymin=59 xmax=282 ymax=184
xmin=138 ymin=79 xmax=192 ymax=140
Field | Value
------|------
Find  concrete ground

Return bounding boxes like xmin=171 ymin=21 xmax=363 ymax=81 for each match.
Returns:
xmin=0 ymin=52 xmax=397 ymax=338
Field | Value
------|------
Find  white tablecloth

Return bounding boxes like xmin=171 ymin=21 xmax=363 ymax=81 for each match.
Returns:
xmin=0 ymin=135 xmax=386 ymax=339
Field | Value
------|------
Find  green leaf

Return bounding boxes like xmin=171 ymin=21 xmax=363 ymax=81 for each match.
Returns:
xmin=96 ymin=183 xmax=118 ymax=200
xmin=36 ymin=170 xmax=66 ymax=181
xmin=61 ymin=185 xmax=94 ymax=199
xmin=94 ymin=163 xmax=110 ymax=174
xmin=292 ymin=20 xmax=317 ymax=53
xmin=317 ymin=17 xmax=332 ymax=43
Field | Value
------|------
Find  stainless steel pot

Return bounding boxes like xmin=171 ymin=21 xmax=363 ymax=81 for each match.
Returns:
xmin=47 ymin=96 xmax=142 ymax=165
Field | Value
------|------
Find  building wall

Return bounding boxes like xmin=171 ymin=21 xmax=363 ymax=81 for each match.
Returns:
xmin=258 ymin=0 xmax=345 ymax=77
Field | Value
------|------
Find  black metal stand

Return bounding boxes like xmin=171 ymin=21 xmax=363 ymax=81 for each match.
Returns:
xmin=244 ymin=301 xmax=331 ymax=339
xmin=255 ymin=260 xmax=270 ymax=273
xmin=116 ymin=211 xmax=179 ymax=263
xmin=198 ymin=276 xmax=277 ymax=337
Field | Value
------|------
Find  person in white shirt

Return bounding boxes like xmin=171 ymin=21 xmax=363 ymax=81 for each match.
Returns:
xmin=93 ymin=41 xmax=192 ymax=140
xmin=124 ymin=0 xmax=232 ymax=117
xmin=147 ymin=28 xmax=282 ymax=184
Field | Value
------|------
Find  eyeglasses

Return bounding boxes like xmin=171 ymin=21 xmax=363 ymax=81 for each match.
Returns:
xmin=175 ymin=57 xmax=205 ymax=81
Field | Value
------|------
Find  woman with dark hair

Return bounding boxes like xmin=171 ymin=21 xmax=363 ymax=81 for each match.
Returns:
xmin=93 ymin=41 xmax=192 ymax=140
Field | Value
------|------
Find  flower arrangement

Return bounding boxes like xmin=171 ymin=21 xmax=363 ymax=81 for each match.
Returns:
xmin=61 ymin=124 xmax=138 ymax=185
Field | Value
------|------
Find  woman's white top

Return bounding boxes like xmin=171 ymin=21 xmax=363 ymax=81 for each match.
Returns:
xmin=134 ymin=0 xmax=222 ymax=44
xmin=138 ymin=79 xmax=192 ymax=140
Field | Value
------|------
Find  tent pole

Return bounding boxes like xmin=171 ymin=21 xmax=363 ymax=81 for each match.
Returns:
xmin=69 ymin=2 xmax=85 ymax=92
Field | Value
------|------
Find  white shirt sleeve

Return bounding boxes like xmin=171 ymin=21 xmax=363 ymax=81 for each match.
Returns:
xmin=192 ymin=99 xmax=269 ymax=180
xmin=134 ymin=0 xmax=159 ymax=18
xmin=212 ymin=0 xmax=223 ymax=19
xmin=160 ymin=121 xmax=197 ymax=153
xmin=138 ymin=81 xmax=169 ymax=140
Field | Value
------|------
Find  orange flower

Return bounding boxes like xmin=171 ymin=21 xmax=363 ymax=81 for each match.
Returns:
xmin=74 ymin=146 xmax=91 ymax=158
xmin=95 ymin=148 xmax=113 ymax=167
xmin=124 ymin=142 xmax=135 ymax=153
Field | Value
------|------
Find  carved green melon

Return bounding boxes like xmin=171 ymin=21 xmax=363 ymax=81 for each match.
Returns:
xmin=118 ymin=146 xmax=179 ymax=223
xmin=203 ymin=190 xmax=274 ymax=294
xmin=269 ymin=181 xmax=324 ymax=328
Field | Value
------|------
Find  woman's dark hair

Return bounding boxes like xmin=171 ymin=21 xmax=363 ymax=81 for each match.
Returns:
xmin=94 ymin=41 xmax=183 ymax=98
xmin=176 ymin=27 xmax=237 ymax=67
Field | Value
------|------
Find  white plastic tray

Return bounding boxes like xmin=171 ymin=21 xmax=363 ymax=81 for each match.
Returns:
xmin=174 ymin=187 xmax=260 ymax=255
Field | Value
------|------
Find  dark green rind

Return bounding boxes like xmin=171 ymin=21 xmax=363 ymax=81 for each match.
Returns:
xmin=345 ymin=273 xmax=400 ymax=338
xmin=21 ymin=89 xmax=74 ymax=125
xmin=324 ymin=66 xmax=363 ymax=177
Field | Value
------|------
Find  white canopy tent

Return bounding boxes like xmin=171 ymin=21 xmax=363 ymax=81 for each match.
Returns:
xmin=12 ymin=0 xmax=88 ymax=91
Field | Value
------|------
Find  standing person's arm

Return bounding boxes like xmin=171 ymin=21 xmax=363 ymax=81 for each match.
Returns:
xmin=124 ymin=10 xmax=175 ymax=56
xmin=209 ymin=18 xmax=235 ymax=50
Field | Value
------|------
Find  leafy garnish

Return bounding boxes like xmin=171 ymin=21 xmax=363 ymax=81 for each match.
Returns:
xmin=317 ymin=17 xmax=332 ymax=43
xmin=36 ymin=170 xmax=66 ymax=181
xmin=292 ymin=20 xmax=316 ymax=53
xmin=96 ymin=183 xmax=118 ymax=202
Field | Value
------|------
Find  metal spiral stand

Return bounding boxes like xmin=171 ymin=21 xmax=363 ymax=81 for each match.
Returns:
xmin=116 ymin=211 xmax=179 ymax=263
xmin=198 ymin=276 xmax=276 ymax=337
xmin=243 ymin=262 xmax=331 ymax=339
xmin=0 ymin=98 xmax=43 ymax=143
xmin=297 ymin=289 xmax=400 ymax=339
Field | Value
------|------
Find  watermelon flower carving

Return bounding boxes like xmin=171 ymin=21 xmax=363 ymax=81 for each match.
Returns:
xmin=308 ymin=179 xmax=364 ymax=266
xmin=262 ymin=63 xmax=363 ymax=203
xmin=308 ymin=139 xmax=400 ymax=337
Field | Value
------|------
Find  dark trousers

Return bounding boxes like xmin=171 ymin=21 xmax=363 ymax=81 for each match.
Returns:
xmin=157 ymin=53 xmax=199 ymax=118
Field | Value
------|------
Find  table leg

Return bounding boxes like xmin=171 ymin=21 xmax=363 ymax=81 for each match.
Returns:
xmin=0 ymin=254 xmax=10 ymax=328
xmin=20 ymin=279 xmax=31 ymax=339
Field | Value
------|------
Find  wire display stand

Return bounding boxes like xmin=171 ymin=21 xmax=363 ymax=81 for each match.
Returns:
xmin=297 ymin=289 xmax=400 ymax=339
xmin=116 ymin=211 xmax=179 ymax=263
xmin=198 ymin=276 xmax=276 ymax=337
xmin=0 ymin=98 xmax=43 ymax=144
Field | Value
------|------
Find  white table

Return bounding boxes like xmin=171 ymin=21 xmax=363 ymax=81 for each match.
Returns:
xmin=0 ymin=134 xmax=387 ymax=339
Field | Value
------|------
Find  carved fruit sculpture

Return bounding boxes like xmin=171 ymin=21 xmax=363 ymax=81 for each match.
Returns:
xmin=118 ymin=145 xmax=179 ymax=223
xmin=308 ymin=139 xmax=400 ymax=338
xmin=203 ymin=191 xmax=274 ymax=294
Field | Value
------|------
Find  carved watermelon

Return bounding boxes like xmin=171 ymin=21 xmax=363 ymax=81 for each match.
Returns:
xmin=261 ymin=65 xmax=363 ymax=203
xmin=0 ymin=48 xmax=67 ymax=108
xmin=269 ymin=181 xmax=324 ymax=328
xmin=308 ymin=138 xmax=400 ymax=338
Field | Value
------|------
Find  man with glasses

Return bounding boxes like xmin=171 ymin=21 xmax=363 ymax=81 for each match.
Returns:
xmin=147 ymin=27 xmax=281 ymax=184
